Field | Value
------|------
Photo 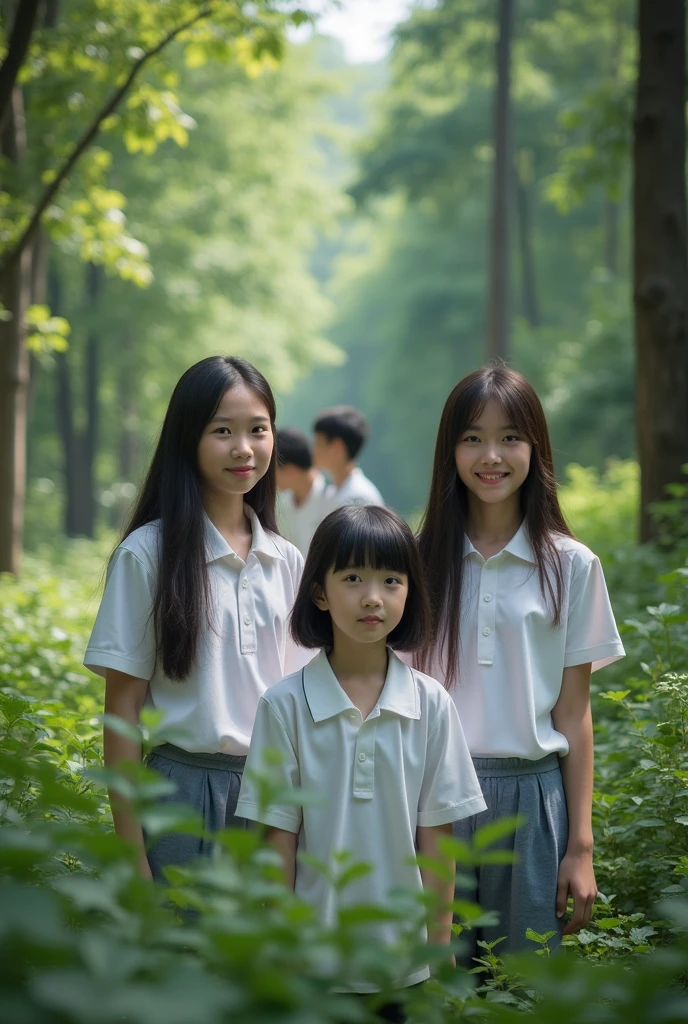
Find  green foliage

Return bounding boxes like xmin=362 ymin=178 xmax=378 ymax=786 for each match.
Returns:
xmin=559 ymin=459 xmax=638 ymax=555
xmin=2 ymin=536 xmax=688 ymax=1020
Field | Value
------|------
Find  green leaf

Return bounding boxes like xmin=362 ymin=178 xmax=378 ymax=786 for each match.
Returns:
xmin=473 ymin=814 xmax=526 ymax=851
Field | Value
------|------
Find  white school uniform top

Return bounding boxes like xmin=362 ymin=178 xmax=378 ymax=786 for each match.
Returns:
xmin=84 ymin=507 xmax=310 ymax=755
xmin=323 ymin=466 xmax=384 ymax=513
xmin=425 ymin=526 xmax=625 ymax=760
xmin=236 ymin=648 xmax=486 ymax=991
xmin=276 ymin=471 xmax=327 ymax=556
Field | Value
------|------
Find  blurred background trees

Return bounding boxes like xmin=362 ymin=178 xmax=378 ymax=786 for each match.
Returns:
xmin=1 ymin=0 xmax=686 ymax=558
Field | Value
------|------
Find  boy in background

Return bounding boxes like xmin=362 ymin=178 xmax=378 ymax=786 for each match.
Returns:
xmin=275 ymin=428 xmax=328 ymax=556
xmin=312 ymin=405 xmax=384 ymax=511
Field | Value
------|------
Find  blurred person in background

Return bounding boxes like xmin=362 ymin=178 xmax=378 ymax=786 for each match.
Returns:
xmin=312 ymin=405 xmax=384 ymax=512
xmin=275 ymin=427 xmax=328 ymax=556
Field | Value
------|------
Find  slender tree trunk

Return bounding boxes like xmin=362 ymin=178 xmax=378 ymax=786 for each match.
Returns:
xmin=74 ymin=261 xmax=101 ymax=537
xmin=27 ymin=227 xmax=47 ymax=416
xmin=0 ymin=0 xmax=42 ymax=131
xmin=604 ymin=198 xmax=619 ymax=275
xmin=0 ymin=83 xmax=30 ymax=573
xmin=58 ymin=262 xmax=101 ymax=538
xmin=633 ymin=0 xmax=688 ymax=542
xmin=487 ymin=0 xmax=514 ymax=359
xmin=514 ymin=154 xmax=540 ymax=327
xmin=50 ymin=263 xmax=79 ymax=537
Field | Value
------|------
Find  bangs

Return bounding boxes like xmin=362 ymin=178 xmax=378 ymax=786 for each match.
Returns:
xmin=458 ymin=380 xmax=532 ymax=441
xmin=330 ymin=508 xmax=414 ymax=576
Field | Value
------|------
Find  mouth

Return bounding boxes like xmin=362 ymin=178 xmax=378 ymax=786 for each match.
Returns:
xmin=226 ymin=466 xmax=254 ymax=477
xmin=359 ymin=616 xmax=384 ymax=626
xmin=475 ymin=472 xmax=509 ymax=483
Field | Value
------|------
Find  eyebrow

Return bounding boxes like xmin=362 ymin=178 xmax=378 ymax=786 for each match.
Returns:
xmin=211 ymin=415 xmax=270 ymax=423
xmin=464 ymin=423 xmax=518 ymax=431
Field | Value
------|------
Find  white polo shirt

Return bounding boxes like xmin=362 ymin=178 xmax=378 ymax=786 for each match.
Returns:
xmin=84 ymin=507 xmax=310 ymax=755
xmin=424 ymin=526 xmax=625 ymax=760
xmin=323 ymin=467 xmax=384 ymax=514
xmin=236 ymin=648 xmax=486 ymax=991
xmin=276 ymin=471 xmax=327 ymax=556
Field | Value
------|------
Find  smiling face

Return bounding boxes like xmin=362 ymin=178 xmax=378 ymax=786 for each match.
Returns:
xmin=196 ymin=381 xmax=273 ymax=500
xmin=454 ymin=398 xmax=532 ymax=510
xmin=314 ymin=565 xmax=409 ymax=648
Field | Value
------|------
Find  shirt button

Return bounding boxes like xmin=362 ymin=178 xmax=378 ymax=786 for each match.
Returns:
xmin=483 ymin=594 xmax=492 ymax=602
xmin=483 ymin=627 xmax=491 ymax=636
xmin=358 ymin=753 xmax=366 ymax=762
xmin=242 ymin=580 xmax=248 ymax=589
xmin=244 ymin=616 xmax=251 ymax=626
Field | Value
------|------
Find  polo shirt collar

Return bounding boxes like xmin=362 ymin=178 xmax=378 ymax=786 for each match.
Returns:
xmin=463 ymin=521 xmax=535 ymax=564
xmin=204 ymin=505 xmax=285 ymax=564
xmin=302 ymin=649 xmax=420 ymax=723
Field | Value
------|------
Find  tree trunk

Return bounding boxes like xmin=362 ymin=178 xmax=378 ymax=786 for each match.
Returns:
xmin=27 ymin=227 xmax=47 ymax=417
xmin=0 ymin=82 xmax=30 ymax=574
xmin=633 ymin=0 xmax=688 ymax=542
xmin=56 ymin=262 xmax=102 ymax=538
xmin=604 ymin=198 xmax=619 ymax=276
xmin=514 ymin=153 xmax=540 ymax=327
xmin=487 ymin=0 xmax=514 ymax=359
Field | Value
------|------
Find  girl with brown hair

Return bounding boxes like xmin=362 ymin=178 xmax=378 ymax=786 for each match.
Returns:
xmin=415 ymin=364 xmax=624 ymax=959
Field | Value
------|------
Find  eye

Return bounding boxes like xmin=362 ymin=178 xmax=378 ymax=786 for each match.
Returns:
xmin=384 ymin=576 xmax=403 ymax=586
xmin=462 ymin=434 xmax=480 ymax=443
xmin=252 ymin=425 xmax=269 ymax=434
xmin=213 ymin=427 xmax=231 ymax=435
xmin=504 ymin=434 xmax=521 ymax=442
xmin=342 ymin=573 xmax=361 ymax=583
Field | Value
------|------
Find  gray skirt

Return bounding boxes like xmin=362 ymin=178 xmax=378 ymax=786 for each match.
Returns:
xmin=144 ymin=742 xmax=248 ymax=880
xmin=453 ymin=753 xmax=568 ymax=961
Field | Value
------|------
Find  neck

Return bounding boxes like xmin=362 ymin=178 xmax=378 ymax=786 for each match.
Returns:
xmin=331 ymin=462 xmax=356 ymax=489
xmin=202 ymin=491 xmax=249 ymax=535
xmin=292 ymin=468 xmax=317 ymax=505
xmin=466 ymin=493 xmax=522 ymax=544
xmin=327 ymin=630 xmax=389 ymax=682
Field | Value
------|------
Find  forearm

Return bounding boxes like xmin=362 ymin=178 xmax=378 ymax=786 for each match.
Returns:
xmin=267 ymin=826 xmax=297 ymax=890
xmin=552 ymin=677 xmax=594 ymax=853
xmin=417 ymin=823 xmax=455 ymax=946
xmin=103 ymin=669 xmax=149 ymax=868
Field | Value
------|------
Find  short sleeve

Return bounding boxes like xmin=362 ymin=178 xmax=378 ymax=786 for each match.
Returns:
xmin=236 ymin=699 xmax=302 ymax=833
xmin=418 ymin=698 xmax=487 ymax=827
xmin=564 ymin=556 xmax=625 ymax=672
xmin=83 ymin=547 xmax=157 ymax=680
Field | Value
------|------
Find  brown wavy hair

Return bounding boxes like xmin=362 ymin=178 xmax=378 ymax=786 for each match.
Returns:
xmin=415 ymin=363 xmax=573 ymax=688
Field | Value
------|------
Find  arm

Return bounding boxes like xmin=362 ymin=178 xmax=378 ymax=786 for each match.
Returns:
xmin=551 ymin=662 xmax=597 ymax=934
xmin=267 ymin=826 xmax=297 ymax=890
xmin=104 ymin=668 xmax=151 ymax=879
xmin=417 ymin=823 xmax=455 ymax=951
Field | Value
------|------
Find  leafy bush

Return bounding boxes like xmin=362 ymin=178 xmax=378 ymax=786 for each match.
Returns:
xmin=2 ymin=506 xmax=688 ymax=1022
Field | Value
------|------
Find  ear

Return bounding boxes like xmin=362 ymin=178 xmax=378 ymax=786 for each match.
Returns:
xmin=312 ymin=582 xmax=329 ymax=612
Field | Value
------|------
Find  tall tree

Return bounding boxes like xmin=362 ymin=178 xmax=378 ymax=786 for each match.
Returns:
xmin=0 ymin=0 xmax=313 ymax=573
xmin=633 ymin=0 xmax=688 ymax=541
xmin=487 ymin=0 xmax=514 ymax=359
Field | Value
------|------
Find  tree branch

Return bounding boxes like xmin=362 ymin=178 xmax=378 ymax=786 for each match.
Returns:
xmin=6 ymin=3 xmax=216 ymax=266
xmin=0 ymin=0 xmax=43 ymax=130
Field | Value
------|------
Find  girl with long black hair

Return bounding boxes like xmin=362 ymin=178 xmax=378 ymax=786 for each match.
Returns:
xmin=414 ymin=364 xmax=624 ymax=959
xmin=85 ymin=356 xmax=308 ymax=878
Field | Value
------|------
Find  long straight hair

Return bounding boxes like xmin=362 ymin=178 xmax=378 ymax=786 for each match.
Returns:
xmin=416 ymin=364 xmax=573 ymax=689
xmin=121 ymin=356 xmax=279 ymax=681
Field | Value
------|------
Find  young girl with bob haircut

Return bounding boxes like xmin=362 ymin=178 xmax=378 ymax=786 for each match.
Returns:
xmin=84 ymin=356 xmax=308 ymax=879
xmin=237 ymin=504 xmax=486 ymax=1002
xmin=415 ymin=363 xmax=624 ymax=958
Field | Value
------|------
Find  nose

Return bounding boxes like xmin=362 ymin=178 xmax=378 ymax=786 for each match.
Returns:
xmin=480 ymin=442 xmax=502 ymax=464
xmin=231 ymin=435 xmax=253 ymax=459
xmin=362 ymin=588 xmax=383 ymax=608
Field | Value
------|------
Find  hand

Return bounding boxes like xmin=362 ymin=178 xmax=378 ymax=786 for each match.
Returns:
xmin=137 ymin=851 xmax=153 ymax=880
xmin=556 ymin=848 xmax=597 ymax=935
